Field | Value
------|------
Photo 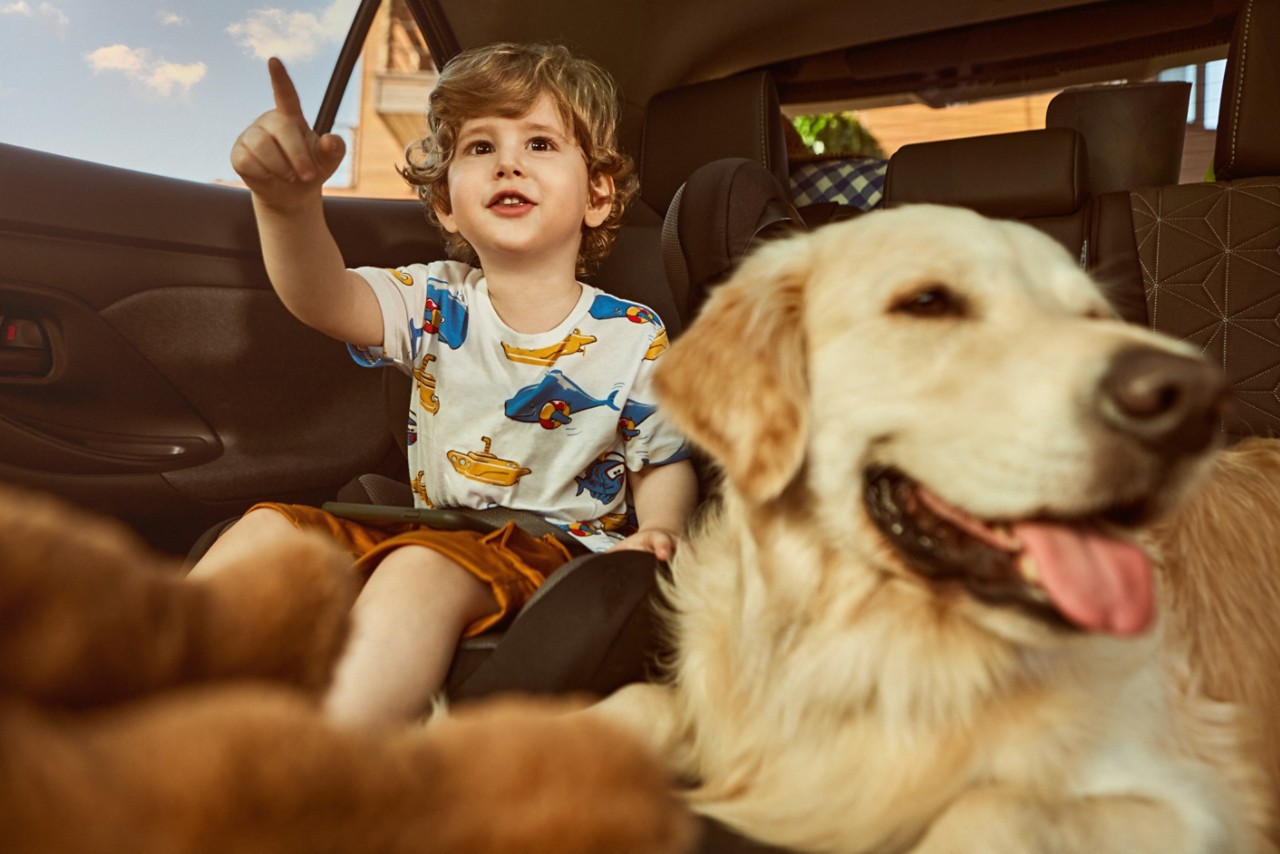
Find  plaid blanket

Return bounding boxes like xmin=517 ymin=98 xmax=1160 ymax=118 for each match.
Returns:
xmin=790 ymin=158 xmax=887 ymax=210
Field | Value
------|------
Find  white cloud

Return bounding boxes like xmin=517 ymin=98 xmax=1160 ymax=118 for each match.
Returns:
xmin=85 ymin=44 xmax=206 ymax=97
xmin=86 ymin=44 xmax=146 ymax=73
xmin=147 ymin=61 xmax=207 ymax=96
xmin=3 ymin=1 xmax=69 ymax=38
xmin=227 ymin=0 xmax=357 ymax=62
xmin=158 ymin=11 xmax=185 ymax=26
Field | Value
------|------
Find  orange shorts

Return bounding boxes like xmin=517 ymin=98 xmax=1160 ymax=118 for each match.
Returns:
xmin=247 ymin=503 xmax=573 ymax=637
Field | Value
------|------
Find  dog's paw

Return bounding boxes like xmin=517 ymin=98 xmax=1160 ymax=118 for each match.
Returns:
xmin=418 ymin=697 xmax=697 ymax=854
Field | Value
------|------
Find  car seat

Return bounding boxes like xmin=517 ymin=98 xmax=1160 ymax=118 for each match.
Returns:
xmin=882 ymin=126 xmax=1093 ymax=263
xmin=186 ymin=70 xmax=809 ymax=703
xmin=1093 ymin=0 xmax=1280 ymax=439
xmin=1045 ymin=80 xmax=1192 ymax=325
xmin=662 ymin=157 xmax=805 ymax=324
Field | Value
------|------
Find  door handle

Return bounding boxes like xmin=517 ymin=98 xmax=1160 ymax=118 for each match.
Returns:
xmin=0 ymin=316 xmax=52 ymax=378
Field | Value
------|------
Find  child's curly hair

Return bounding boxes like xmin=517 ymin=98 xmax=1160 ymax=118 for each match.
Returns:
xmin=402 ymin=43 xmax=638 ymax=275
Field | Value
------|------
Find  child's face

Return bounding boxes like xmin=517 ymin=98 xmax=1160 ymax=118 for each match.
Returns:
xmin=436 ymin=93 xmax=614 ymax=273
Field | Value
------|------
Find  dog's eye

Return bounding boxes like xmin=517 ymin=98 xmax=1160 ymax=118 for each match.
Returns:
xmin=891 ymin=285 xmax=966 ymax=318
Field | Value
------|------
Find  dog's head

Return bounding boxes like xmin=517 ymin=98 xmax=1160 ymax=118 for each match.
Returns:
xmin=657 ymin=205 xmax=1227 ymax=641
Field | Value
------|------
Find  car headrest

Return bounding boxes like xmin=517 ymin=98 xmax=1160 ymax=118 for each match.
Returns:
xmin=1215 ymin=0 xmax=1280 ymax=180
xmin=661 ymin=158 xmax=802 ymax=326
xmin=882 ymin=128 xmax=1088 ymax=219
xmin=1047 ymin=81 xmax=1191 ymax=194
xmin=638 ymin=71 xmax=790 ymax=216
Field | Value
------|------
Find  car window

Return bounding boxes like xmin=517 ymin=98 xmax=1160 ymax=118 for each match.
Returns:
xmin=0 ymin=0 xmax=428 ymax=198
xmin=788 ymin=58 xmax=1228 ymax=185
xmin=324 ymin=0 xmax=433 ymax=199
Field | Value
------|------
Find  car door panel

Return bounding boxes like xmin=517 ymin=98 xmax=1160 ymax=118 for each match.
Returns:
xmin=0 ymin=142 xmax=443 ymax=554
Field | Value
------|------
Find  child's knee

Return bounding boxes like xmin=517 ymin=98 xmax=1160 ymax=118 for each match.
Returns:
xmin=232 ymin=506 xmax=298 ymax=537
xmin=374 ymin=546 xmax=491 ymax=605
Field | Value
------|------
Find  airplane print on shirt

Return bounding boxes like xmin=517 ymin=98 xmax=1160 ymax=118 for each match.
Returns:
xmin=501 ymin=328 xmax=597 ymax=366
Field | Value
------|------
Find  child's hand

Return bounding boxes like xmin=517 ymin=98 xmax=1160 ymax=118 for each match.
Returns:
xmin=607 ymin=528 xmax=682 ymax=562
xmin=230 ymin=58 xmax=346 ymax=212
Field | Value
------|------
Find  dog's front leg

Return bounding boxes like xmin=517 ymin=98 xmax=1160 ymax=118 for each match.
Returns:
xmin=909 ymin=786 xmax=1232 ymax=854
xmin=589 ymin=682 xmax=687 ymax=766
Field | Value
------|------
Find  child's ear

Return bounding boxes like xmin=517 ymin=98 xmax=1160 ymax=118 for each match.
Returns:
xmin=433 ymin=201 xmax=460 ymax=234
xmin=584 ymin=173 xmax=615 ymax=228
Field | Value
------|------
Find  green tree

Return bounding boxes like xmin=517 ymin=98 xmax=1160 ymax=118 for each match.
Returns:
xmin=791 ymin=112 xmax=884 ymax=159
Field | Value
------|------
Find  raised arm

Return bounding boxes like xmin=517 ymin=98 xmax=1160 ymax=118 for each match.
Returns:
xmin=230 ymin=58 xmax=382 ymax=346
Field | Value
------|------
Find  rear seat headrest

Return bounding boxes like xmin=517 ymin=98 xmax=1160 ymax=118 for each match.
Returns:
xmin=1215 ymin=0 xmax=1280 ymax=180
xmin=883 ymin=128 xmax=1088 ymax=218
xmin=1047 ymin=81 xmax=1191 ymax=194
xmin=639 ymin=71 xmax=789 ymax=216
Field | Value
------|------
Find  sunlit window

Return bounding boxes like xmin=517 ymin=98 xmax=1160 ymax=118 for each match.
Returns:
xmin=1159 ymin=60 xmax=1227 ymax=131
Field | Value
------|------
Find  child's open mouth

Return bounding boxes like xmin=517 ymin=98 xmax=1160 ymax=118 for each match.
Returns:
xmin=489 ymin=191 xmax=535 ymax=211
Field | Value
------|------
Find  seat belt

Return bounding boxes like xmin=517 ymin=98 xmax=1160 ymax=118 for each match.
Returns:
xmin=324 ymin=488 xmax=591 ymax=557
xmin=451 ymin=506 xmax=591 ymax=557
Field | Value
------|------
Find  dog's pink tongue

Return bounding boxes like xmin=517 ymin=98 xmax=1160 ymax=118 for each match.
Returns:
xmin=1014 ymin=522 xmax=1154 ymax=635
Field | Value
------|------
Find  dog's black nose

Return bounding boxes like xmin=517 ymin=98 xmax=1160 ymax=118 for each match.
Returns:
xmin=1098 ymin=347 xmax=1227 ymax=457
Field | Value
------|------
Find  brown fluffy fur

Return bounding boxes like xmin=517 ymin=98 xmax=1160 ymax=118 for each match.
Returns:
xmin=0 ymin=485 xmax=694 ymax=854
xmin=1155 ymin=438 xmax=1280 ymax=809
xmin=596 ymin=205 xmax=1276 ymax=853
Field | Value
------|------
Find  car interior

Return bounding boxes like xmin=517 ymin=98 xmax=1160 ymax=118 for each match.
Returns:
xmin=0 ymin=0 xmax=1271 ymax=850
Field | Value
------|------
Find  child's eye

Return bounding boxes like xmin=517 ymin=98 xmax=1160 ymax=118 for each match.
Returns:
xmin=464 ymin=140 xmax=493 ymax=156
xmin=528 ymin=137 xmax=556 ymax=152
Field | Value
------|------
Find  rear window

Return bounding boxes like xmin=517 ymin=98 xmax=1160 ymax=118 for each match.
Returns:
xmin=787 ymin=58 xmax=1228 ymax=185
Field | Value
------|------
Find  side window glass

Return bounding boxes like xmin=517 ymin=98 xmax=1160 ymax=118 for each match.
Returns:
xmin=328 ymin=0 xmax=437 ymax=199
xmin=1 ymin=0 xmax=434 ymax=198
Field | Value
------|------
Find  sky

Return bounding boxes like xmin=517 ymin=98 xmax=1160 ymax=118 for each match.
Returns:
xmin=0 ymin=0 xmax=363 ymax=184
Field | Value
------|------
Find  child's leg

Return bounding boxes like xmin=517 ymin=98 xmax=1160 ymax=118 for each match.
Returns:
xmin=323 ymin=544 xmax=495 ymax=726
xmin=187 ymin=506 xmax=301 ymax=580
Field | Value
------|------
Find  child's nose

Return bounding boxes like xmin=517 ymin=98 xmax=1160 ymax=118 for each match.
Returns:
xmin=495 ymin=150 xmax=524 ymax=179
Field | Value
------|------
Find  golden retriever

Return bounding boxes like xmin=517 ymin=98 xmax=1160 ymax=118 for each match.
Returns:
xmin=595 ymin=205 xmax=1276 ymax=853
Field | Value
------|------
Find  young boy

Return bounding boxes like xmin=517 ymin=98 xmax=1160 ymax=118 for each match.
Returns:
xmin=192 ymin=43 xmax=697 ymax=726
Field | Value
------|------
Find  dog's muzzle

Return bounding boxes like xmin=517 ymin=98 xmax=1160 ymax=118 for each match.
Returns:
xmin=863 ymin=467 xmax=1156 ymax=636
xmin=1098 ymin=346 xmax=1227 ymax=460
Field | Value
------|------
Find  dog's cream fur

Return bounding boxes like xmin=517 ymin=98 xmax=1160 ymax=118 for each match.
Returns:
xmin=597 ymin=205 xmax=1275 ymax=853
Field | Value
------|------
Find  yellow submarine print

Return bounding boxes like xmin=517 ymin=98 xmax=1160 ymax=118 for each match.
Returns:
xmin=501 ymin=328 xmax=597 ymax=366
xmin=599 ymin=512 xmax=629 ymax=532
xmin=411 ymin=471 xmax=435 ymax=508
xmin=414 ymin=354 xmax=440 ymax=414
xmin=388 ymin=268 xmax=414 ymax=287
xmin=644 ymin=327 xmax=669 ymax=361
xmin=447 ymin=436 xmax=532 ymax=487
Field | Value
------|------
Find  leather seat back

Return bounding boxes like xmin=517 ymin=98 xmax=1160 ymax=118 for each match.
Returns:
xmin=1105 ymin=0 xmax=1280 ymax=438
xmin=882 ymin=127 xmax=1091 ymax=261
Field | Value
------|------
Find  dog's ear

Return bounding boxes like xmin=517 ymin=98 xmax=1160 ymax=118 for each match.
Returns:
xmin=656 ymin=239 xmax=810 ymax=502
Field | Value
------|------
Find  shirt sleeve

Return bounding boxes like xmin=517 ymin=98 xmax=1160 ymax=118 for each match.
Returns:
xmin=620 ymin=323 xmax=692 ymax=471
xmin=345 ymin=265 xmax=431 ymax=370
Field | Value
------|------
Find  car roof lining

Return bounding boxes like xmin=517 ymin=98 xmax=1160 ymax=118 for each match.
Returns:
xmin=407 ymin=0 xmax=1241 ymax=162
xmin=421 ymin=0 xmax=1240 ymax=104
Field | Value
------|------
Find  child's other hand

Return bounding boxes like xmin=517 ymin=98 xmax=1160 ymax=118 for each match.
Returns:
xmin=607 ymin=528 xmax=681 ymax=562
xmin=230 ymin=58 xmax=346 ymax=211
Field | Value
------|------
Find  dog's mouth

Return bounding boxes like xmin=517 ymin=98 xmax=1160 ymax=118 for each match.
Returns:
xmin=863 ymin=467 xmax=1155 ymax=636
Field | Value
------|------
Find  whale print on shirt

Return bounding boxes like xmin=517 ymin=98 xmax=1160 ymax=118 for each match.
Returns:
xmin=505 ymin=370 xmax=619 ymax=429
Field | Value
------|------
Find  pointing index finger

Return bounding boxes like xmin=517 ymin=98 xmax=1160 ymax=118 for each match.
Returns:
xmin=268 ymin=57 xmax=307 ymax=123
